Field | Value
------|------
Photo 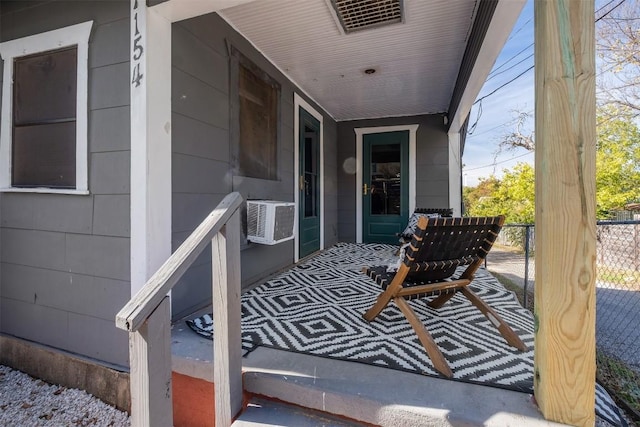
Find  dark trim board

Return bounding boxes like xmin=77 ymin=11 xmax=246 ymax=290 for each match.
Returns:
xmin=446 ymin=0 xmax=498 ymax=130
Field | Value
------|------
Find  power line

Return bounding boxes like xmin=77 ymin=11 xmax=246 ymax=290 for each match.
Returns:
xmin=601 ymin=16 xmax=640 ymax=21
xmin=477 ymin=1 xmax=626 ymax=107
xmin=473 ymin=65 xmax=534 ymax=105
xmin=596 ymin=0 xmax=626 ymax=22
xmin=468 ymin=1 xmax=627 ymax=138
xmin=464 ymin=151 xmax=534 ymax=172
xmin=467 ymin=100 xmax=483 ymax=135
xmin=596 ymin=0 xmax=617 ymax=15
xmin=466 ymin=118 xmax=519 ymax=138
xmin=486 ymin=53 xmax=534 ymax=82
xmin=488 ymin=43 xmax=534 ymax=77
xmin=506 ymin=17 xmax=532 ymax=43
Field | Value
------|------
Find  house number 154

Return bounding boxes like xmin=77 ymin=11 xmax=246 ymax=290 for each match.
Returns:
xmin=131 ymin=0 xmax=144 ymax=87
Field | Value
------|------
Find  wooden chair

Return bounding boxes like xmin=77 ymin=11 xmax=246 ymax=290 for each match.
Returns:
xmin=362 ymin=215 xmax=527 ymax=377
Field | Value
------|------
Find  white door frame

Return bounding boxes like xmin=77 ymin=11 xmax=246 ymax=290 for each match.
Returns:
xmin=354 ymin=125 xmax=418 ymax=243
xmin=294 ymin=93 xmax=324 ymax=262
xmin=447 ymin=131 xmax=462 ymax=216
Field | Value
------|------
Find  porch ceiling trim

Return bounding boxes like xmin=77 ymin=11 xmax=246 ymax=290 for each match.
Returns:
xmin=153 ymin=0 xmax=525 ymax=125
xmin=217 ymin=9 xmax=334 ymax=121
xmin=147 ymin=0 xmax=328 ymax=122
xmin=218 ymin=0 xmax=479 ymax=122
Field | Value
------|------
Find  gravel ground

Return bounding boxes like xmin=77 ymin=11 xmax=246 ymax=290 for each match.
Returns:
xmin=0 ymin=365 xmax=130 ymax=426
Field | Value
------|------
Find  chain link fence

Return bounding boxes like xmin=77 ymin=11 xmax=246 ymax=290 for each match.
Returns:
xmin=485 ymin=221 xmax=640 ymax=376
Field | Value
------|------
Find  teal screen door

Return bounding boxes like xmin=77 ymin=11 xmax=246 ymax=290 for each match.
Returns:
xmin=362 ymin=131 xmax=409 ymax=244
xmin=299 ymin=108 xmax=320 ymax=258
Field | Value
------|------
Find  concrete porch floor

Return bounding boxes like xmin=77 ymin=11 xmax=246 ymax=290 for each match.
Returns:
xmin=171 ymin=321 xmax=566 ymax=427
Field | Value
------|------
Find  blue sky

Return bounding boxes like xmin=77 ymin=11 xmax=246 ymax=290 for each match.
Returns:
xmin=463 ymin=0 xmax=536 ymax=187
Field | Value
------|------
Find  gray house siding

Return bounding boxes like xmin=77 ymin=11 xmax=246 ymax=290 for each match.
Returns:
xmin=171 ymin=13 xmax=338 ymax=319
xmin=337 ymin=115 xmax=449 ymax=242
xmin=0 ymin=1 xmax=131 ymax=367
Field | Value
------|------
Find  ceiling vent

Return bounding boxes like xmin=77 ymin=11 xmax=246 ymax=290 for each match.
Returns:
xmin=329 ymin=0 xmax=404 ymax=34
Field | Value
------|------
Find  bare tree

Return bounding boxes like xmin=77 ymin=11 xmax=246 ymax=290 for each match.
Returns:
xmin=596 ymin=0 xmax=640 ymax=116
xmin=497 ymin=110 xmax=535 ymax=152
xmin=492 ymin=110 xmax=535 ymax=169
xmin=495 ymin=0 xmax=640 ymax=154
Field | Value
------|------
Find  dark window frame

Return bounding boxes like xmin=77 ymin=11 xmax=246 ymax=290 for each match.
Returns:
xmin=229 ymin=46 xmax=281 ymax=181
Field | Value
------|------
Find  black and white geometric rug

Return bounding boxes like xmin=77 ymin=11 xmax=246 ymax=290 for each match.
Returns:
xmin=187 ymin=243 xmax=626 ymax=427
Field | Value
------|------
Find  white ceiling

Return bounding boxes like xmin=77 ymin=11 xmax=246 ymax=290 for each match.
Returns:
xmin=219 ymin=0 xmax=478 ymax=121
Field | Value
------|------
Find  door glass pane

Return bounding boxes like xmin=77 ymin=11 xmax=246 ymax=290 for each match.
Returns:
xmin=304 ymin=126 xmax=317 ymax=218
xmin=370 ymin=143 xmax=400 ymax=215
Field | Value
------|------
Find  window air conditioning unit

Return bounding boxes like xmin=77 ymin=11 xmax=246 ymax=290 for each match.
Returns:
xmin=246 ymin=200 xmax=295 ymax=245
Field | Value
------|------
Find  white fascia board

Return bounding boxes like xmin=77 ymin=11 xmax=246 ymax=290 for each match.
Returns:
xmin=151 ymin=0 xmax=257 ymax=23
xmin=449 ymin=0 xmax=527 ymax=131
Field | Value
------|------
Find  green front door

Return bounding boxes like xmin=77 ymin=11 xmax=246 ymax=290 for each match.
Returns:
xmin=363 ymin=131 xmax=409 ymax=244
xmin=299 ymin=108 xmax=320 ymax=258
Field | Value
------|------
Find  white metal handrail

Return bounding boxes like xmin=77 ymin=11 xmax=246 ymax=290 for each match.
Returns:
xmin=116 ymin=192 xmax=244 ymax=427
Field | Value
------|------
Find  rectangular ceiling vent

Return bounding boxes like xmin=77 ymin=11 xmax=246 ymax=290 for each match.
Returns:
xmin=330 ymin=0 xmax=403 ymax=33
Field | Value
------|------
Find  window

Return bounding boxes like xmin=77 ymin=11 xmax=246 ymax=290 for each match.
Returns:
xmin=0 ymin=21 xmax=92 ymax=194
xmin=13 ymin=48 xmax=77 ymax=188
xmin=233 ymin=49 xmax=280 ymax=180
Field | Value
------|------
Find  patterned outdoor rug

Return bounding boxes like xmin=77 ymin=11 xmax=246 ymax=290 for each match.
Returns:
xmin=187 ymin=243 xmax=626 ymax=426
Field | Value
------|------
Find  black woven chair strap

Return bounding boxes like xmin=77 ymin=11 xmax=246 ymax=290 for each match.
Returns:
xmin=415 ymin=207 xmax=453 ymax=217
xmin=403 ymin=216 xmax=503 ymax=268
xmin=409 ymin=255 xmax=480 ymax=272
xmin=363 ymin=266 xmax=459 ymax=300
xmin=363 ymin=266 xmax=393 ymax=288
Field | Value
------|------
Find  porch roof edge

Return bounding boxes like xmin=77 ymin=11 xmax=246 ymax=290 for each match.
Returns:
xmin=448 ymin=0 xmax=527 ymax=133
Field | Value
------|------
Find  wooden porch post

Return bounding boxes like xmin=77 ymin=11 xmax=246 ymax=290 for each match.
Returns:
xmin=534 ymin=1 xmax=596 ymax=426
xmin=212 ymin=210 xmax=243 ymax=426
xmin=129 ymin=297 xmax=173 ymax=427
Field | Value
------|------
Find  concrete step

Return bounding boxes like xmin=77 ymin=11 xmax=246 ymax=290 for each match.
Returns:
xmin=171 ymin=322 xmax=566 ymax=427
xmin=242 ymin=347 xmax=566 ymax=427
xmin=233 ymin=398 xmax=366 ymax=426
